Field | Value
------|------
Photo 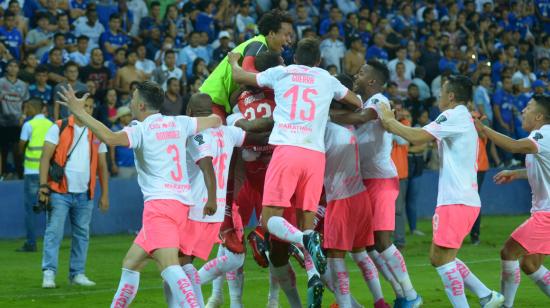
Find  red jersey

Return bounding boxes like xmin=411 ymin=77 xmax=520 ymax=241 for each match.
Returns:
xmin=237 ymin=88 xmax=276 ymax=154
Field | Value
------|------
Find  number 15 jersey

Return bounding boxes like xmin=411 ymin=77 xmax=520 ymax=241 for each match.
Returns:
xmin=256 ymin=65 xmax=349 ymax=153
xmin=123 ymin=113 xmax=197 ymax=205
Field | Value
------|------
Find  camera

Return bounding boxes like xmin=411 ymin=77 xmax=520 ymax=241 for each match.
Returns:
xmin=33 ymin=199 xmax=52 ymax=213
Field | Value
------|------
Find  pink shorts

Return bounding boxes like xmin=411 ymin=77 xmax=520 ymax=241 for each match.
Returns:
xmin=432 ymin=204 xmax=480 ymax=249
xmin=179 ymin=220 xmax=222 ymax=260
xmin=134 ymin=199 xmax=191 ymax=254
xmin=363 ymin=178 xmax=399 ymax=231
xmin=323 ymin=190 xmax=374 ymax=251
xmin=262 ymin=145 xmax=325 ymax=213
xmin=511 ymin=212 xmax=550 ymax=255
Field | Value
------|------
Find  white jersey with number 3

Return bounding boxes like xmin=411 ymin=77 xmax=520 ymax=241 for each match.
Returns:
xmin=526 ymin=125 xmax=550 ymax=213
xmin=123 ymin=113 xmax=197 ymax=205
xmin=355 ymin=93 xmax=398 ymax=179
xmin=187 ymin=126 xmax=246 ymax=222
xmin=423 ymin=105 xmax=481 ymax=207
xmin=256 ymin=65 xmax=349 ymax=153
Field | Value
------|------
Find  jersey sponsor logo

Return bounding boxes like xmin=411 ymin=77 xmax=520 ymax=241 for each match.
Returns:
xmin=533 ymin=132 xmax=544 ymax=141
xmin=194 ymin=134 xmax=205 ymax=145
xmin=435 ymin=115 xmax=448 ymax=124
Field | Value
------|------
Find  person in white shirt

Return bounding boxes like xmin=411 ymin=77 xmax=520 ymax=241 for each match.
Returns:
xmin=73 ymin=8 xmax=105 ymax=52
xmin=68 ymin=35 xmax=90 ymax=67
xmin=54 ymin=81 xmax=222 ymax=308
xmin=320 ymin=24 xmax=346 ymax=73
xmin=512 ymin=58 xmax=537 ymax=92
xmin=151 ymin=50 xmax=183 ymax=91
xmin=476 ymin=94 xmax=550 ymax=308
xmin=227 ymin=38 xmax=361 ymax=307
xmin=378 ymin=75 xmax=505 ymax=308
xmin=388 ymin=46 xmax=416 ymax=81
xmin=134 ymin=44 xmax=155 ymax=79
xmin=330 ymin=61 xmax=421 ymax=307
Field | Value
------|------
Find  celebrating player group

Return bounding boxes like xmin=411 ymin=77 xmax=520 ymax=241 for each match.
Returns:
xmin=53 ymin=9 xmax=550 ymax=308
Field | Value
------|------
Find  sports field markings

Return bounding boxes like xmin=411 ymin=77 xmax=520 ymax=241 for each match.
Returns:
xmin=0 ymin=258 xmax=499 ymax=300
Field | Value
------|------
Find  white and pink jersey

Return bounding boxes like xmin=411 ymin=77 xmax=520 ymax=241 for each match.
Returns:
xmin=526 ymin=125 xmax=550 ymax=213
xmin=256 ymin=65 xmax=349 ymax=153
xmin=123 ymin=113 xmax=197 ymax=205
xmin=423 ymin=105 xmax=481 ymax=207
xmin=355 ymin=93 xmax=398 ymax=179
xmin=324 ymin=122 xmax=365 ymax=202
xmin=187 ymin=126 xmax=246 ymax=222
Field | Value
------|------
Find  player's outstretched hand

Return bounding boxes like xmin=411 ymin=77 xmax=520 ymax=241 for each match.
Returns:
xmin=227 ymin=52 xmax=241 ymax=65
xmin=56 ymin=84 xmax=90 ymax=113
xmin=377 ymin=101 xmax=396 ymax=127
xmin=494 ymin=170 xmax=519 ymax=184
xmin=203 ymin=199 xmax=217 ymax=217
xmin=472 ymin=112 xmax=487 ymax=132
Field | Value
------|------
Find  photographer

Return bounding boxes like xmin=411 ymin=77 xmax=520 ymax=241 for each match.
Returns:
xmin=38 ymin=92 xmax=109 ymax=289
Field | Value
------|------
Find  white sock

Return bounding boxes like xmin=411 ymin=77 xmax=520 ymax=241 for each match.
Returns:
xmin=328 ymin=258 xmax=352 ymax=307
xmin=436 ymin=261 xmax=469 ymax=307
xmin=351 ymin=251 xmax=384 ymax=302
xmin=271 ymin=263 xmax=302 ymax=308
xmin=161 ymin=265 xmax=199 ymax=308
xmin=183 ymin=264 xmax=205 ymax=307
xmin=456 ymin=258 xmax=491 ymax=298
xmin=163 ymin=281 xmax=179 ymax=308
xmin=528 ymin=266 xmax=550 ymax=297
xmin=501 ymin=260 xmax=521 ymax=307
xmin=320 ymin=263 xmax=335 ymax=292
xmin=304 ymin=250 xmax=320 ymax=280
xmin=210 ymin=276 xmax=225 ymax=301
xmin=226 ymin=267 xmax=244 ymax=308
xmin=268 ymin=264 xmax=280 ymax=302
xmin=266 ymin=216 xmax=303 ymax=245
xmin=381 ymin=245 xmax=417 ymax=300
xmin=368 ymin=250 xmax=404 ymax=298
xmin=111 ymin=268 xmax=140 ymax=308
xmin=199 ymin=248 xmax=245 ymax=285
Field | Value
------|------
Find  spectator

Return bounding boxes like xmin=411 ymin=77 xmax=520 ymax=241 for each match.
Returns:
xmin=0 ymin=10 xmax=23 ymax=60
xmin=45 ymin=48 xmax=66 ymax=86
xmin=68 ymin=0 xmax=88 ymax=20
xmin=53 ymin=61 xmax=88 ymax=120
xmin=392 ymin=106 xmax=411 ymax=250
xmin=177 ymin=31 xmax=210 ymax=78
xmin=294 ymin=4 xmax=315 ymax=40
xmin=105 ymin=48 xmax=127 ymax=79
xmin=74 ymin=6 xmax=105 ymax=51
xmin=474 ymin=73 xmax=493 ymax=124
xmin=492 ymin=75 xmax=516 ymax=148
xmin=343 ymin=13 xmax=359 ymax=46
xmin=25 ymin=12 xmax=53 ymax=60
xmin=57 ymin=12 xmax=77 ymax=53
xmin=135 ymin=44 xmax=155 ymax=79
xmin=8 ymin=0 xmax=29 ymax=36
xmin=319 ymin=6 xmax=344 ymax=37
xmin=39 ymin=93 xmax=109 ymax=289
xmin=40 ymin=33 xmax=70 ymax=65
xmin=343 ymin=36 xmax=365 ymax=76
xmin=393 ymin=62 xmax=412 ymax=101
xmin=18 ymin=53 xmax=39 ymax=84
xmin=366 ymin=32 xmax=389 ymax=63
xmin=96 ymin=88 xmax=119 ymax=127
xmin=117 ymin=0 xmax=133 ymax=35
xmin=235 ymin=1 xmax=257 ymax=40
xmin=411 ymin=66 xmax=431 ymax=101
xmin=79 ymin=48 xmax=112 ymax=93
xmin=388 ymin=45 xmax=416 ymax=81
xmin=41 ymin=0 xmax=63 ymax=25
xmin=192 ymin=57 xmax=210 ymax=80
xmin=212 ymin=31 xmax=232 ymax=66
xmin=419 ymin=35 xmax=441 ymax=83
xmin=152 ymin=49 xmax=183 ymax=90
xmin=139 ymin=0 xmax=162 ymax=39
xmin=161 ymin=77 xmax=185 ymax=116
xmin=127 ymin=0 xmax=149 ymax=37
xmin=109 ymin=106 xmax=136 ymax=178
xmin=100 ymin=13 xmax=130 ymax=61
xmin=29 ymin=65 xmax=53 ymax=112
xmin=69 ymin=35 xmax=90 ymax=67
xmin=336 ymin=0 xmax=359 ymax=16
xmin=470 ymin=109 xmax=490 ymax=245
xmin=320 ymin=24 xmax=346 ymax=73
xmin=16 ymin=98 xmax=53 ymax=252
xmin=439 ymin=44 xmax=459 ymax=74
xmin=404 ymin=83 xmax=426 ymax=122
xmin=392 ymin=3 xmax=417 ymax=33
xmin=114 ymin=49 xmax=145 ymax=96
xmin=512 ymin=57 xmax=537 ymax=91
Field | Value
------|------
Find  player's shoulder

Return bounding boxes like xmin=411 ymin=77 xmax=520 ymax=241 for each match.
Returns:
xmin=365 ymin=93 xmax=389 ymax=107
xmin=531 ymin=125 xmax=550 ymax=145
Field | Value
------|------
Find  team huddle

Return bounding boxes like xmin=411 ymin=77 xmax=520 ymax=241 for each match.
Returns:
xmin=53 ymin=10 xmax=550 ymax=308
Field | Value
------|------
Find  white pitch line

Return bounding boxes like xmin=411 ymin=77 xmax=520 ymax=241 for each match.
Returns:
xmin=0 ymin=258 xmax=500 ymax=300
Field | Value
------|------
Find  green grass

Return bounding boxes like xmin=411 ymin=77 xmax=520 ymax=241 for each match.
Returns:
xmin=0 ymin=216 xmax=548 ymax=307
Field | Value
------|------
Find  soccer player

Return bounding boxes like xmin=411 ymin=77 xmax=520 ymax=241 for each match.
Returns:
xmin=377 ymin=75 xmax=504 ymax=308
xmin=228 ymin=37 xmax=362 ymax=307
xmin=54 ymin=81 xmax=222 ymax=308
xmin=330 ymin=62 xmax=421 ymax=307
xmin=200 ymin=9 xmax=293 ymax=119
xmin=475 ymin=94 xmax=550 ymax=307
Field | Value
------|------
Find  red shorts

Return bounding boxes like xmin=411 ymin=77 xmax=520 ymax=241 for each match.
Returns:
xmin=179 ymin=220 xmax=222 ymax=260
xmin=236 ymin=171 xmax=265 ymax=226
xmin=363 ymin=178 xmax=399 ymax=231
xmin=511 ymin=212 xmax=550 ymax=255
xmin=262 ymin=145 xmax=325 ymax=213
xmin=134 ymin=200 xmax=191 ymax=254
xmin=323 ymin=190 xmax=374 ymax=251
xmin=432 ymin=204 xmax=480 ymax=249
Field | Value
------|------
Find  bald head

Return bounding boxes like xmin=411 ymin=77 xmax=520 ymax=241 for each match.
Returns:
xmin=187 ymin=93 xmax=213 ymax=117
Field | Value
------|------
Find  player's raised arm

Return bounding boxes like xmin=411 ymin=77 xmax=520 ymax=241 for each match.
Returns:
xmin=228 ymin=52 xmax=260 ymax=87
xmin=494 ymin=169 xmax=528 ymax=184
xmin=476 ymin=122 xmax=537 ymax=154
xmin=330 ymin=108 xmax=378 ymax=126
xmin=56 ymin=85 xmax=129 ymax=147
xmin=338 ymin=90 xmax=363 ymax=109
xmin=378 ymin=102 xmax=435 ymax=144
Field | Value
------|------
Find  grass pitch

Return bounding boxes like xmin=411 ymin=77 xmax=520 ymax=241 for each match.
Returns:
xmin=0 ymin=215 xmax=548 ymax=307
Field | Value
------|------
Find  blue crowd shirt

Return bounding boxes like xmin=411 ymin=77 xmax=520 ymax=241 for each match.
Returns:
xmin=0 ymin=27 xmax=23 ymax=60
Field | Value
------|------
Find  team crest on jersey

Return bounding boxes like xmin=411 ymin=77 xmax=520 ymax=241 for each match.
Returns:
xmin=534 ymin=132 xmax=544 ymax=141
xmin=194 ymin=134 xmax=205 ymax=145
xmin=435 ymin=115 xmax=448 ymax=124
xmin=371 ymin=98 xmax=379 ymax=104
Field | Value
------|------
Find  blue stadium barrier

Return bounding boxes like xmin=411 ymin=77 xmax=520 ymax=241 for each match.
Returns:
xmin=0 ymin=169 xmax=531 ymax=239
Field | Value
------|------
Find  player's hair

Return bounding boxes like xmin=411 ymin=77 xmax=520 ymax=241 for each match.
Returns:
xmin=77 ymin=35 xmax=89 ymax=42
xmin=136 ymin=81 xmax=165 ymax=111
xmin=367 ymin=60 xmax=390 ymax=86
xmin=257 ymin=9 xmax=293 ymax=36
xmin=445 ymin=75 xmax=473 ymax=105
xmin=335 ymin=74 xmax=353 ymax=90
xmin=25 ymin=98 xmax=44 ymax=112
xmin=64 ymin=61 xmax=78 ymax=71
xmin=533 ymin=94 xmax=550 ymax=120
xmin=294 ymin=38 xmax=320 ymax=67
xmin=36 ymin=65 xmax=48 ymax=74
xmin=254 ymin=51 xmax=281 ymax=72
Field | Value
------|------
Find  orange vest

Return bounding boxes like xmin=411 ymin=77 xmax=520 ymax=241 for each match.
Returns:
xmin=391 ymin=119 xmax=410 ymax=179
xmin=48 ymin=116 xmax=101 ymax=199
xmin=477 ymin=136 xmax=489 ymax=172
